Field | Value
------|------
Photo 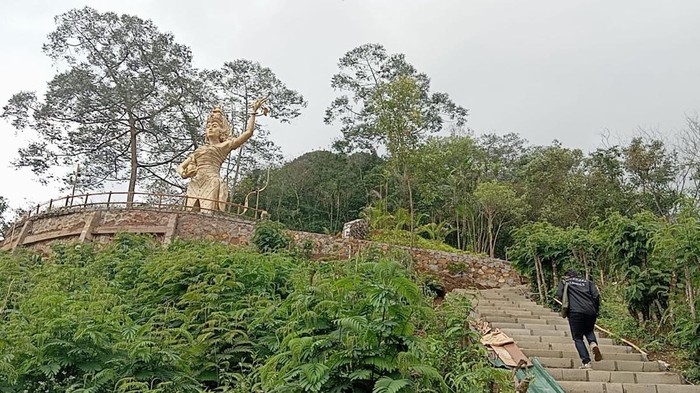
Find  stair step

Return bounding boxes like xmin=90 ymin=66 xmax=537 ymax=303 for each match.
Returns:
xmin=477 ymin=306 xmax=558 ymax=315
xmin=546 ymin=369 xmax=684 ymax=384
xmin=509 ymin=335 xmax=615 ymax=345
xmin=499 ymin=327 xmax=565 ymax=337
xmin=473 ymin=287 xmax=696 ymax=391
xmin=517 ymin=341 xmax=632 ymax=354
xmin=537 ymin=358 xmax=664 ymax=372
xmin=557 ymin=381 xmax=700 ymax=392
xmin=479 ymin=314 xmax=568 ymax=326
xmin=479 ymin=301 xmax=550 ymax=309
xmin=522 ymin=349 xmax=645 ymax=362
xmin=474 ymin=311 xmax=564 ymax=323
xmin=490 ymin=322 xmax=570 ymax=330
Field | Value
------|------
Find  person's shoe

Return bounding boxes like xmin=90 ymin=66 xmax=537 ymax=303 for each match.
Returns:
xmin=591 ymin=343 xmax=603 ymax=362
xmin=579 ymin=362 xmax=592 ymax=370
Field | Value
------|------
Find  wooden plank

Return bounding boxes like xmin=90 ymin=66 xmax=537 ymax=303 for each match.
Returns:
xmin=163 ymin=213 xmax=178 ymax=246
xmin=22 ymin=229 xmax=84 ymax=245
xmin=79 ymin=211 xmax=102 ymax=242
xmin=92 ymin=225 xmax=168 ymax=234
xmin=12 ymin=220 xmax=33 ymax=250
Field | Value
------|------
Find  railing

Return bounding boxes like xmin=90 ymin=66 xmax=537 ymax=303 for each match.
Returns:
xmin=9 ymin=191 xmax=267 ymax=226
xmin=1 ymin=191 xmax=268 ymax=247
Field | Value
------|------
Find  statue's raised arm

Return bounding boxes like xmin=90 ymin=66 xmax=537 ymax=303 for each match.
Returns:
xmin=176 ymin=98 xmax=268 ymax=213
xmin=223 ymin=97 xmax=269 ymax=153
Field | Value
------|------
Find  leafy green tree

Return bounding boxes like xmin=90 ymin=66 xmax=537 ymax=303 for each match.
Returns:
xmin=369 ymin=76 xmax=430 ymax=243
xmin=476 ymin=133 xmax=531 ymax=182
xmin=509 ymin=222 xmax=570 ymax=303
xmin=325 ymin=44 xmax=467 ymax=244
xmin=517 ymin=142 xmax=587 ymax=226
xmin=653 ymin=202 xmax=700 ymax=319
xmin=474 ymin=181 xmax=527 ymax=258
xmin=595 ymin=211 xmax=668 ymax=321
xmin=414 ymin=136 xmax=482 ymax=251
xmin=1 ymin=7 xmax=198 ymax=202
xmin=623 ymin=137 xmax=679 ymax=215
xmin=325 ymin=43 xmax=468 ymax=153
xmin=582 ymin=146 xmax=631 ymax=219
xmin=564 ymin=226 xmax=600 ymax=281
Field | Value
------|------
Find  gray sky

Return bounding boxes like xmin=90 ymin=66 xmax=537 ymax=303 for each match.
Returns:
xmin=1 ymin=0 xmax=699 ymax=211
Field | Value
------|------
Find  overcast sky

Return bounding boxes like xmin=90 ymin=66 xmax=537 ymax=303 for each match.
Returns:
xmin=1 ymin=0 xmax=699 ymax=212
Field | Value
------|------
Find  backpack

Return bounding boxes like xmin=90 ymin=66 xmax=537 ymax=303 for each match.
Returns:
xmin=560 ymin=281 xmax=570 ymax=318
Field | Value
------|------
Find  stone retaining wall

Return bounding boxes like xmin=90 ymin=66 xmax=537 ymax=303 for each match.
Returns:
xmin=1 ymin=208 xmax=521 ymax=289
xmin=288 ymin=231 xmax=521 ymax=290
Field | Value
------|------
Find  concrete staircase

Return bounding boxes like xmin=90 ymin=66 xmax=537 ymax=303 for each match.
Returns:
xmin=472 ymin=286 xmax=700 ymax=393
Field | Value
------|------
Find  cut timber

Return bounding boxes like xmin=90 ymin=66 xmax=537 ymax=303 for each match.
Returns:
xmin=92 ymin=225 xmax=168 ymax=234
xmin=164 ymin=214 xmax=178 ymax=245
xmin=79 ymin=211 xmax=102 ymax=242
xmin=12 ymin=220 xmax=33 ymax=251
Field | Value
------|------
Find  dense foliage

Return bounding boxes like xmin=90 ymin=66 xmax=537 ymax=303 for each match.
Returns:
xmin=0 ymin=234 xmax=510 ymax=392
xmin=2 ymin=5 xmax=700 ymax=386
xmin=507 ymin=208 xmax=700 ymax=382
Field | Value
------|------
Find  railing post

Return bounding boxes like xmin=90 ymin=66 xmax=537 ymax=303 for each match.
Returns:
xmin=158 ymin=193 xmax=163 ymax=209
xmin=48 ymin=199 xmax=53 ymax=211
xmin=106 ymin=191 xmax=112 ymax=209
xmin=35 ymin=204 xmax=40 ymax=215
xmin=83 ymin=193 xmax=89 ymax=208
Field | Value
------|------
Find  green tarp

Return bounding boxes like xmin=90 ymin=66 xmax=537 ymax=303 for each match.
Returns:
xmin=490 ymin=356 xmax=565 ymax=392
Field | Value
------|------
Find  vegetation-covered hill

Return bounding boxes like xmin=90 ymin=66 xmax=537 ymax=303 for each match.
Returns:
xmin=1 ymin=5 xmax=699 ymax=389
xmin=0 ymin=234 xmax=511 ymax=392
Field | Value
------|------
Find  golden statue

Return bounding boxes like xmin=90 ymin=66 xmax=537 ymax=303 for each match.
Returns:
xmin=177 ymin=98 xmax=268 ymax=212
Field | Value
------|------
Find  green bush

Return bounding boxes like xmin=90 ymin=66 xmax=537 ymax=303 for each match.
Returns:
xmin=252 ymin=220 xmax=291 ymax=253
xmin=0 ymin=235 xmax=510 ymax=392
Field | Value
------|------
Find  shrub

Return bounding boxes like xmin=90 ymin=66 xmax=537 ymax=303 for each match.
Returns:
xmin=252 ymin=220 xmax=291 ymax=253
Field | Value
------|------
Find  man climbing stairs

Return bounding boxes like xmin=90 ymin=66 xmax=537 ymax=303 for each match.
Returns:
xmin=473 ymin=286 xmax=700 ymax=393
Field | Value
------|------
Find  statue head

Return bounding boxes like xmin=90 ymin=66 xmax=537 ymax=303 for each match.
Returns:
xmin=205 ymin=105 xmax=232 ymax=143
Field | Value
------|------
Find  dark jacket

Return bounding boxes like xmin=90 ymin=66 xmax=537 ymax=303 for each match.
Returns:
xmin=556 ymin=277 xmax=600 ymax=316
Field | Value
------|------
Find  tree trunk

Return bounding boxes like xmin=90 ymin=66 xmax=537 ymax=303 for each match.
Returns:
xmin=487 ymin=212 xmax=495 ymax=258
xmin=534 ymin=255 xmax=545 ymax=303
xmin=583 ymin=253 xmax=590 ymax=280
xmin=455 ymin=211 xmax=461 ymax=250
xmin=454 ymin=189 xmax=461 ymax=250
xmin=127 ymin=113 xmax=138 ymax=204
xmin=686 ymin=265 xmax=696 ymax=320
xmin=551 ymin=259 xmax=558 ymax=290
xmin=538 ymin=255 xmax=548 ymax=299
xmin=405 ymin=165 xmax=415 ymax=247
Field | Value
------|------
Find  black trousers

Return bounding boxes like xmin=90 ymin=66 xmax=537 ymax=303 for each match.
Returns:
xmin=567 ymin=312 xmax=598 ymax=364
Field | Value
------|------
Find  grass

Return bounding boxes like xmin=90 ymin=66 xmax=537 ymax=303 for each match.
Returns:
xmin=370 ymin=229 xmax=464 ymax=253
